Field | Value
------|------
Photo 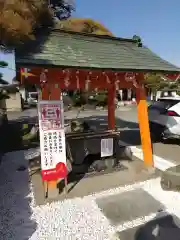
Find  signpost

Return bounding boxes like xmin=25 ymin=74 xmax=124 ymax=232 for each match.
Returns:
xmin=38 ymin=100 xmax=67 ymax=183
xmin=101 ymin=138 xmax=113 ymax=157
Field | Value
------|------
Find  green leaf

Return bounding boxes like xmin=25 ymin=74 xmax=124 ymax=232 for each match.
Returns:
xmin=0 ymin=61 xmax=8 ymax=68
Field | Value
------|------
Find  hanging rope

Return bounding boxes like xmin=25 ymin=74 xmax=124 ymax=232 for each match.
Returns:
xmin=63 ymin=69 xmax=70 ymax=88
xmin=40 ymin=69 xmax=48 ymax=89
xmin=76 ymin=70 xmax=80 ymax=89
xmin=85 ymin=72 xmax=92 ymax=91
xmin=102 ymin=71 xmax=111 ymax=84
xmin=125 ymin=72 xmax=139 ymax=88
xmin=115 ymin=73 xmax=120 ymax=91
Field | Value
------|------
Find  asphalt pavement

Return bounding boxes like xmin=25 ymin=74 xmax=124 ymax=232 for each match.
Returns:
xmin=7 ymin=108 xmax=38 ymax=122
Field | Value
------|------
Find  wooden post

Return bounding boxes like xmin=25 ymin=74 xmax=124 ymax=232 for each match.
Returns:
xmin=136 ymin=86 xmax=154 ymax=167
xmin=41 ymin=84 xmax=49 ymax=100
xmin=108 ymin=84 xmax=116 ymax=130
xmin=41 ymin=83 xmax=61 ymax=198
xmin=49 ymin=84 xmax=61 ymax=101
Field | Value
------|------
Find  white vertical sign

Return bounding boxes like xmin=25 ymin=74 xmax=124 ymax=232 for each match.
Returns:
xmin=38 ymin=100 xmax=66 ymax=172
xmin=101 ymin=138 xmax=113 ymax=157
xmin=39 ymin=129 xmax=66 ymax=170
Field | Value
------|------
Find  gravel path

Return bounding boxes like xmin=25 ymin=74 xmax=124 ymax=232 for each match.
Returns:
xmin=1 ymin=150 xmax=180 ymax=240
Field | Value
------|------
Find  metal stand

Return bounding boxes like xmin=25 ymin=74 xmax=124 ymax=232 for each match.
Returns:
xmin=64 ymin=176 xmax=68 ymax=195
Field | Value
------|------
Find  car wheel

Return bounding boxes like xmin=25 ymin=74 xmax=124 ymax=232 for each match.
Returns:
xmin=150 ymin=131 xmax=162 ymax=142
xmin=149 ymin=122 xmax=165 ymax=142
xmin=161 ymin=137 xmax=168 ymax=144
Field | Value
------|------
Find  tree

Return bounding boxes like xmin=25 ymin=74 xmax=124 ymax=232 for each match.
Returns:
xmin=56 ymin=18 xmax=114 ymax=36
xmin=49 ymin=0 xmax=74 ymax=20
xmin=0 ymin=61 xmax=9 ymax=100
xmin=144 ymin=73 xmax=170 ymax=100
xmin=132 ymin=35 xmax=143 ymax=47
xmin=0 ymin=61 xmax=8 ymax=68
xmin=145 ymin=73 xmax=164 ymax=90
xmin=0 ymin=60 xmax=8 ymax=82
xmin=0 ymin=0 xmax=73 ymax=48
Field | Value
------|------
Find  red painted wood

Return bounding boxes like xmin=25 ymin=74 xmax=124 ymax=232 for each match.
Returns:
xmin=20 ymin=67 xmax=141 ymax=90
xmin=108 ymin=83 xmax=116 ymax=130
xmin=41 ymin=85 xmax=49 ymax=100
xmin=49 ymin=84 xmax=61 ymax=100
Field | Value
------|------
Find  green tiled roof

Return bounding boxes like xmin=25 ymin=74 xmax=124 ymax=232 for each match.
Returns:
xmin=15 ymin=30 xmax=180 ymax=73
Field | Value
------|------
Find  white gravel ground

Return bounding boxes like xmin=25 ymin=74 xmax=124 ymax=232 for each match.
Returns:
xmin=1 ymin=150 xmax=180 ymax=240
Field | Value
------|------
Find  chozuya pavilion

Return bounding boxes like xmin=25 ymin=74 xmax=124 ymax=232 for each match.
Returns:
xmin=16 ymin=29 xmax=180 ymax=198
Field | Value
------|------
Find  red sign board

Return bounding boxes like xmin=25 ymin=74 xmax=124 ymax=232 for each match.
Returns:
xmin=40 ymin=104 xmax=61 ymax=120
xmin=41 ymin=162 xmax=67 ymax=181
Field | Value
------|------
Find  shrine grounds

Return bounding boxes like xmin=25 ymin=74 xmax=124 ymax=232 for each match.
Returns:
xmin=0 ymin=106 xmax=180 ymax=239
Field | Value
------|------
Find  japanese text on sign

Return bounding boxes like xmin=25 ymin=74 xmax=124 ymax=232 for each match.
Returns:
xmin=38 ymin=100 xmax=67 ymax=180
xmin=40 ymin=129 xmax=66 ymax=170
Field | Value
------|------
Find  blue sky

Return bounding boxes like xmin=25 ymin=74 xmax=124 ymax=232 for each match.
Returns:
xmin=1 ymin=0 xmax=180 ymax=83
xmin=0 ymin=52 xmax=15 ymax=83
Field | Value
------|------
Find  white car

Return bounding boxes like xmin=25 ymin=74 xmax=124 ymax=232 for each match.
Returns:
xmin=148 ymin=97 xmax=180 ymax=141
xmin=27 ymin=92 xmax=38 ymax=106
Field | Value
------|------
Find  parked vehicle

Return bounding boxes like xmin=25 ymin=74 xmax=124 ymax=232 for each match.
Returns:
xmin=148 ymin=97 xmax=180 ymax=141
xmin=27 ymin=92 xmax=38 ymax=107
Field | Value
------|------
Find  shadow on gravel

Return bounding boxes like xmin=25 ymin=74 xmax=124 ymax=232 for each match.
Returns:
xmin=0 ymin=151 xmax=37 ymax=239
xmin=135 ymin=213 xmax=180 ymax=240
xmin=117 ymin=212 xmax=180 ymax=240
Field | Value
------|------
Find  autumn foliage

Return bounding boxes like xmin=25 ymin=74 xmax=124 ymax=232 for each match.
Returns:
xmin=0 ymin=0 xmax=113 ymax=48
xmin=0 ymin=0 xmax=53 ymax=47
xmin=56 ymin=18 xmax=114 ymax=36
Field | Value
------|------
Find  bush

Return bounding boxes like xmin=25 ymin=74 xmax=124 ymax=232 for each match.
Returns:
xmin=71 ymin=92 xmax=86 ymax=106
xmin=95 ymin=92 xmax=107 ymax=106
xmin=69 ymin=91 xmax=108 ymax=107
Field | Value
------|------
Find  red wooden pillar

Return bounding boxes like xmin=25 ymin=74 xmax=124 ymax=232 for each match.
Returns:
xmin=49 ymin=84 xmax=61 ymax=100
xmin=136 ymin=83 xmax=154 ymax=167
xmin=108 ymin=83 xmax=116 ymax=130
xmin=41 ymin=85 xmax=49 ymax=100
